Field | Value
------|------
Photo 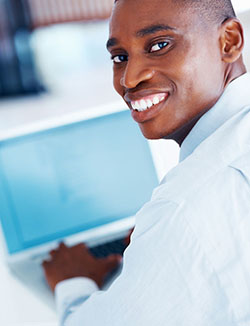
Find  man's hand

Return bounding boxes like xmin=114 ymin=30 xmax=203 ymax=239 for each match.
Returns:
xmin=124 ymin=228 xmax=134 ymax=246
xmin=42 ymin=242 xmax=122 ymax=292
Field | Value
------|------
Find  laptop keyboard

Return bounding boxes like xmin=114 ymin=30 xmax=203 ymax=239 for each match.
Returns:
xmin=88 ymin=238 xmax=127 ymax=258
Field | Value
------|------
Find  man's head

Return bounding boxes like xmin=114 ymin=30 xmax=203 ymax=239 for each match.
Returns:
xmin=107 ymin=0 xmax=246 ymax=143
xmin=169 ymin=0 xmax=236 ymax=25
xmin=115 ymin=0 xmax=236 ymax=23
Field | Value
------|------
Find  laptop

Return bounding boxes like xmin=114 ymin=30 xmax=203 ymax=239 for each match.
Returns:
xmin=0 ymin=105 xmax=160 ymax=309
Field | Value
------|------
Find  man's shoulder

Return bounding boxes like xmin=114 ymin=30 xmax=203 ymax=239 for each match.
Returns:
xmin=154 ymin=145 xmax=250 ymax=206
xmin=229 ymin=149 xmax=250 ymax=175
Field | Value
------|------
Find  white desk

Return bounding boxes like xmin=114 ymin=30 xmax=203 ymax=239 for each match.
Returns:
xmin=0 ymin=237 xmax=58 ymax=325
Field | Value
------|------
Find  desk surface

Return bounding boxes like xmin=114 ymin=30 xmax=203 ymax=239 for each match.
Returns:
xmin=0 ymin=238 xmax=58 ymax=325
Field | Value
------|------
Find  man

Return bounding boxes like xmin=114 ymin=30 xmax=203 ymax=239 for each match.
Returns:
xmin=43 ymin=0 xmax=250 ymax=324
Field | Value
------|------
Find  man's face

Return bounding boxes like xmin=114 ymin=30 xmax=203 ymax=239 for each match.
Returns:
xmin=107 ymin=0 xmax=226 ymax=141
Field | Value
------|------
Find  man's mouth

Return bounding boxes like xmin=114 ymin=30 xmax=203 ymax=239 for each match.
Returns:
xmin=130 ymin=93 xmax=168 ymax=112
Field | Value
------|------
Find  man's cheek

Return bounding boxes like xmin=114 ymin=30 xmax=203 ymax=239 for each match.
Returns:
xmin=113 ymin=79 xmax=123 ymax=96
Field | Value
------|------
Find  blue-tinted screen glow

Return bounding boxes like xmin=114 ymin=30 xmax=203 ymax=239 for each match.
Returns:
xmin=0 ymin=111 xmax=158 ymax=253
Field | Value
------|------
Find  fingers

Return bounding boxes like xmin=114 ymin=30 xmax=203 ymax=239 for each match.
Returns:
xmin=52 ymin=241 xmax=88 ymax=252
xmin=105 ymin=254 xmax=122 ymax=271
xmin=42 ymin=242 xmax=67 ymax=267
xmin=73 ymin=242 xmax=88 ymax=251
xmin=42 ymin=260 xmax=49 ymax=268
xmin=49 ymin=249 xmax=57 ymax=257
xmin=43 ymin=242 xmax=89 ymax=266
xmin=43 ymin=241 xmax=90 ymax=266
xmin=48 ymin=242 xmax=67 ymax=256
xmin=59 ymin=242 xmax=67 ymax=250
xmin=47 ymin=242 xmax=66 ymax=260
xmin=124 ymin=228 xmax=134 ymax=246
xmin=42 ymin=255 xmax=55 ymax=268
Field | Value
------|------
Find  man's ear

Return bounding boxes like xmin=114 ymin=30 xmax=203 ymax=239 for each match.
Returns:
xmin=220 ymin=18 xmax=244 ymax=63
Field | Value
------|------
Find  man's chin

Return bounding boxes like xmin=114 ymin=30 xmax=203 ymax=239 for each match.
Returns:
xmin=139 ymin=125 xmax=171 ymax=140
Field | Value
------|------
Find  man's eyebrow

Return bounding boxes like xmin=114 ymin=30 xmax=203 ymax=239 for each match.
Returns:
xmin=106 ymin=37 xmax=118 ymax=49
xmin=106 ymin=24 xmax=175 ymax=49
xmin=136 ymin=24 xmax=176 ymax=37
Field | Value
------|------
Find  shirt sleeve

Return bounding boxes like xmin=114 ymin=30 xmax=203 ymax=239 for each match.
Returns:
xmin=53 ymin=196 xmax=242 ymax=326
xmin=55 ymin=277 xmax=99 ymax=325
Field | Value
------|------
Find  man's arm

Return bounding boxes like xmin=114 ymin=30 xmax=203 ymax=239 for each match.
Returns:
xmin=42 ymin=200 xmax=226 ymax=326
xmin=42 ymin=242 xmax=122 ymax=324
xmin=54 ymin=277 xmax=99 ymax=325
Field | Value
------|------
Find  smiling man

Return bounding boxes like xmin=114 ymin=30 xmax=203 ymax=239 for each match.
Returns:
xmin=108 ymin=0 xmax=246 ymax=143
xmin=43 ymin=0 xmax=250 ymax=325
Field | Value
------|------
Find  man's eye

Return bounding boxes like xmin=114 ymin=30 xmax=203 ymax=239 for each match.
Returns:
xmin=112 ymin=55 xmax=128 ymax=63
xmin=150 ymin=41 xmax=169 ymax=53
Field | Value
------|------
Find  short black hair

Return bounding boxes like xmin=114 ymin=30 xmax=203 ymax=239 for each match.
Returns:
xmin=114 ymin=0 xmax=236 ymax=25
xmin=173 ymin=0 xmax=236 ymax=24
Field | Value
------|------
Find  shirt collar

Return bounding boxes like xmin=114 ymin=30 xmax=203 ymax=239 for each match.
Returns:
xmin=179 ymin=73 xmax=250 ymax=162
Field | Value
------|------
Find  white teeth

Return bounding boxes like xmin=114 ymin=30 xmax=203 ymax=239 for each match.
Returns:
xmin=139 ymin=99 xmax=147 ymax=110
xmin=131 ymin=94 xmax=166 ymax=111
xmin=131 ymin=102 xmax=137 ymax=110
xmin=146 ymin=99 xmax=153 ymax=108
xmin=153 ymin=96 xmax=160 ymax=105
xmin=135 ymin=101 xmax=140 ymax=110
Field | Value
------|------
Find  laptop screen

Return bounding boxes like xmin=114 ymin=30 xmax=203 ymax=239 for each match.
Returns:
xmin=0 ymin=110 xmax=159 ymax=254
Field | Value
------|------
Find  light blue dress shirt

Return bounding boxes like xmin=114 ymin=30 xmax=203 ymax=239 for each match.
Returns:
xmin=56 ymin=73 xmax=250 ymax=325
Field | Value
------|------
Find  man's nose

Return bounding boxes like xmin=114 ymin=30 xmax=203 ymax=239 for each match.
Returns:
xmin=120 ymin=58 xmax=155 ymax=89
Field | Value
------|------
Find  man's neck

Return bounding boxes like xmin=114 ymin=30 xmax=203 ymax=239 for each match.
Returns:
xmin=170 ymin=60 xmax=247 ymax=147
